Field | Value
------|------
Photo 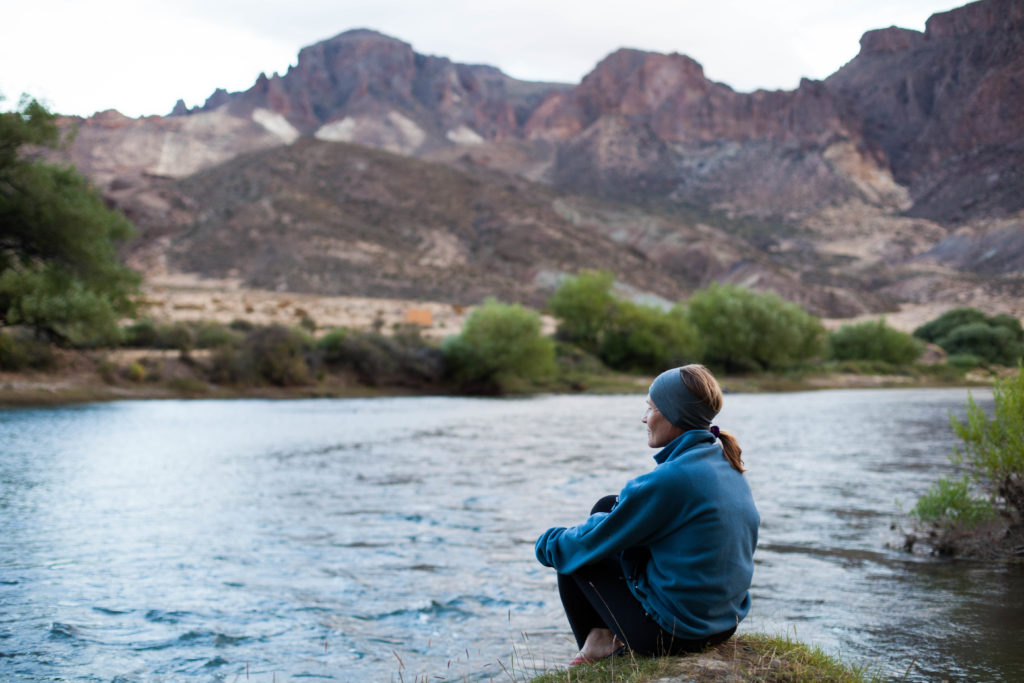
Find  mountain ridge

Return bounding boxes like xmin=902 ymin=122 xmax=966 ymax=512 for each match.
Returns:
xmin=60 ymin=0 xmax=1024 ymax=323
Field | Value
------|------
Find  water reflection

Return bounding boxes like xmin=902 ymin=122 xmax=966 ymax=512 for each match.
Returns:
xmin=0 ymin=389 xmax=1020 ymax=681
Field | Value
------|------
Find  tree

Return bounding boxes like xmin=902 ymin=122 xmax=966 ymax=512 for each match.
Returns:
xmin=685 ymin=284 xmax=823 ymax=372
xmin=443 ymin=299 xmax=555 ymax=394
xmin=0 ymin=95 xmax=139 ymax=345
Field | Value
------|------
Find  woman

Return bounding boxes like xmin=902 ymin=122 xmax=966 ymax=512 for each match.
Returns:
xmin=535 ymin=364 xmax=758 ymax=664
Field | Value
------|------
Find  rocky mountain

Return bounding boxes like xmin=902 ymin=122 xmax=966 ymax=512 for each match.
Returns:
xmin=64 ymin=0 xmax=1024 ymax=322
xmin=826 ymin=0 xmax=1024 ymax=224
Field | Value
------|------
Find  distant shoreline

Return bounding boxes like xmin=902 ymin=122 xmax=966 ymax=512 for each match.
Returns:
xmin=0 ymin=351 xmax=997 ymax=409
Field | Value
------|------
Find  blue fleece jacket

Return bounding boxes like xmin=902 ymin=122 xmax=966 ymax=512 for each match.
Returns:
xmin=535 ymin=430 xmax=759 ymax=638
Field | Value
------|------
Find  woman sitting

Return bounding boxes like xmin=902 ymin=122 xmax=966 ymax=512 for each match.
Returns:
xmin=535 ymin=364 xmax=759 ymax=664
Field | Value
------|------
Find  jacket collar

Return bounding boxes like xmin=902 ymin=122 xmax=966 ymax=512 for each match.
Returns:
xmin=652 ymin=429 xmax=714 ymax=465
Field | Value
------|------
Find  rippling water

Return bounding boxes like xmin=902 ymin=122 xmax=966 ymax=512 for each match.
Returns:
xmin=1 ymin=389 xmax=1021 ymax=681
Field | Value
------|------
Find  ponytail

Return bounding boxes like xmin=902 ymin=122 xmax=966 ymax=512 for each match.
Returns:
xmin=718 ymin=429 xmax=745 ymax=473
xmin=678 ymin=364 xmax=747 ymax=474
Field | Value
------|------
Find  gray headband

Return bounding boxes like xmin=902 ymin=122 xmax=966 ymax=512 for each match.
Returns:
xmin=649 ymin=367 xmax=718 ymax=431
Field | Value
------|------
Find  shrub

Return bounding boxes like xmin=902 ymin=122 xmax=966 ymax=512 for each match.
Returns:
xmin=912 ymin=366 xmax=1024 ymax=545
xmin=914 ymin=308 xmax=1024 ymax=366
xmin=598 ymin=302 xmax=701 ymax=373
xmin=194 ymin=322 xmax=240 ymax=349
xmin=911 ymin=475 xmax=995 ymax=529
xmin=937 ymin=322 xmax=1023 ymax=366
xmin=122 ymin=318 xmax=159 ymax=347
xmin=547 ymin=270 xmax=616 ymax=351
xmin=827 ymin=319 xmax=922 ymax=364
xmin=316 ymin=327 xmax=443 ymax=387
xmin=946 ymin=353 xmax=982 ymax=369
xmin=245 ymin=325 xmax=313 ymax=386
xmin=443 ymin=299 xmax=555 ymax=394
xmin=125 ymin=361 xmax=146 ymax=382
xmin=316 ymin=328 xmax=349 ymax=364
xmin=0 ymin=329 xmax=56 ymax=370
xmin=209 ymin=325 xmax=313 ymax=386
xmin=156 ymin=322 xmax=194 ymax=352
xmin=685 ymin=284 xmax=824 ymax=372
xmin=914 ymin=307 xmax=988 ymax=344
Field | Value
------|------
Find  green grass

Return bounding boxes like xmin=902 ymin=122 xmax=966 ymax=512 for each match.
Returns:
xmin=525 ymin=633 xmax=883 ymax=683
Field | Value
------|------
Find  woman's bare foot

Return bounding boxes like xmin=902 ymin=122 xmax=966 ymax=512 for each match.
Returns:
xmin=578 ymin=627 xmax=624 ymax=660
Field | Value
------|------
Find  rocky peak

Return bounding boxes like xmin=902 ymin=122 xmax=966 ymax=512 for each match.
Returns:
xmin=825 ymin=0 xmax=1024 ymax=222
xmin=858 ymin=27 xmax=925 ymax=55
xmin=925 ymin=0 xmax=1024 ymax=39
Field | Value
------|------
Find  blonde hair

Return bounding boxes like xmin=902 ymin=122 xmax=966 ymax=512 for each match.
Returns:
xmin=678 ymin=364 xmax=745 ymax=473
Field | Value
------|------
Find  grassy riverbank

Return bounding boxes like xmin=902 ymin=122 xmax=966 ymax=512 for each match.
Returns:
xmin=526 ymin=634 xmax=882 ymax=682
xmin=0 ymin=346 xmax=1003 ymax=407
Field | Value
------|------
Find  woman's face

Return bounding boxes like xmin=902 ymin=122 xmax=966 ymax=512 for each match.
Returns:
xmin=642 ymin=396 xmax=684 ymax=448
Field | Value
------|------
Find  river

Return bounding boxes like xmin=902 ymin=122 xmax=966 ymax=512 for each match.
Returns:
xmin=1 ymin=388 xmax=1021 ymax=681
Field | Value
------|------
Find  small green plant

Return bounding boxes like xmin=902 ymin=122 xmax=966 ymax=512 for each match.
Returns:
xmin=121 ymin=318 xmax=159 ymax=347
xmin=0 ymin=329 xmax=56 ymax=370
xmin=911 ymin=475 xmax=995 ymax=528
xmin=194 ymin=321 xmax=240 ymax=349
xmin=126 ymin=361 xmax=146 ymax=383
xmin=910 ymin=365 xmax=1024 ymax=555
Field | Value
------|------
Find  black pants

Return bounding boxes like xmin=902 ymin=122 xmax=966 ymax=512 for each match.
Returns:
xmin=556 ymin=495 xmax=736 ymax=656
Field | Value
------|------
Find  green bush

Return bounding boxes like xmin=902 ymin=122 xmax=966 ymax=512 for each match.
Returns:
xmin=547 ymin=270 xmax=616 ymax=351
xmin=912 ymin=366 xmax=1024 ymax=536
xmin=685 ymin=284 xmax=824 ymax=372
xmin=245 ymin=325 xmax=313 ymax=386
xmin=914 ymin=308 xmax=1024 ymax=366
xmin=598 ymin=302 xmax=701 ymax=373
xmin=126 ymin=361 xmax=146 ymax=383
xmin=316 ymin=327 xmax=443 ymax=387
xmin=946 ymin=353 xmax=982 ymax=369
xmin=316 ymin=328 xmax=349 ymax=364
xmin=0 ymin=329 xmax=56 ymax=370
xmin=912 ymin=475 xmax=995 ymax=529
xmin=208 ymin=325 xmax=313 ymax=386
xmin=122 ymin=318 xmax=159 ymax=347
xmin=827 ymin=319 xmax=922 ymax=364
xmin=937 ymin=322 xmax=1023 ymax=366
xmin=194 ymin=322 xmax=240 ymax=349
xmin=443 ymin=299 xmax=555 ymax=394
xmin=121 ymin=319 xmax=196 ymax=351
xmin=914 ymin=307 xmax=988 ymax=344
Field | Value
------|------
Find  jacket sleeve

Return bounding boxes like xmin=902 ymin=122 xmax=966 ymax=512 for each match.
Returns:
xmin=534 ymin=469 xmax=683 ymax=574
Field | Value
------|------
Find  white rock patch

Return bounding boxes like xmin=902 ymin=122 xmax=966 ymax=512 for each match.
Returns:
xmin=446 ymin=125 xmax=484 ymax=145
xmin=252 ymin=108 xmax=300 ymax=143
xmin=314 ymin=118 xmax=359 ymax=142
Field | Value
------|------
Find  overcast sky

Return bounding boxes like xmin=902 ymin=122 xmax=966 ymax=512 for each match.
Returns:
xmin=1 ymin=0 xmax=968 ymax=118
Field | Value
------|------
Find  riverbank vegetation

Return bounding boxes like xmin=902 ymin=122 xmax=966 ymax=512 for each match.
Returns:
xmin=907 ymin=365 xmax=1024 ymax=560
xmin=2 ymin=275 xmax=1020 ymax=404
xmin=525 ymin=633 xmax=881 ymax=682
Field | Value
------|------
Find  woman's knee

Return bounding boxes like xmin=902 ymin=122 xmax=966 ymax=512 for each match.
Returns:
xmin=590 ymin=495 xmax=618 ymax=515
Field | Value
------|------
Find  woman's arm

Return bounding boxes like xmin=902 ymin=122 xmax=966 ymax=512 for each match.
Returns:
xmin=535 ymin=470 xmax=684 ymax=574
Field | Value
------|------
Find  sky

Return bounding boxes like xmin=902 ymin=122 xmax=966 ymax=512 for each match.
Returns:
xmin=1 ymin=0 xmax=969 ymax=118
